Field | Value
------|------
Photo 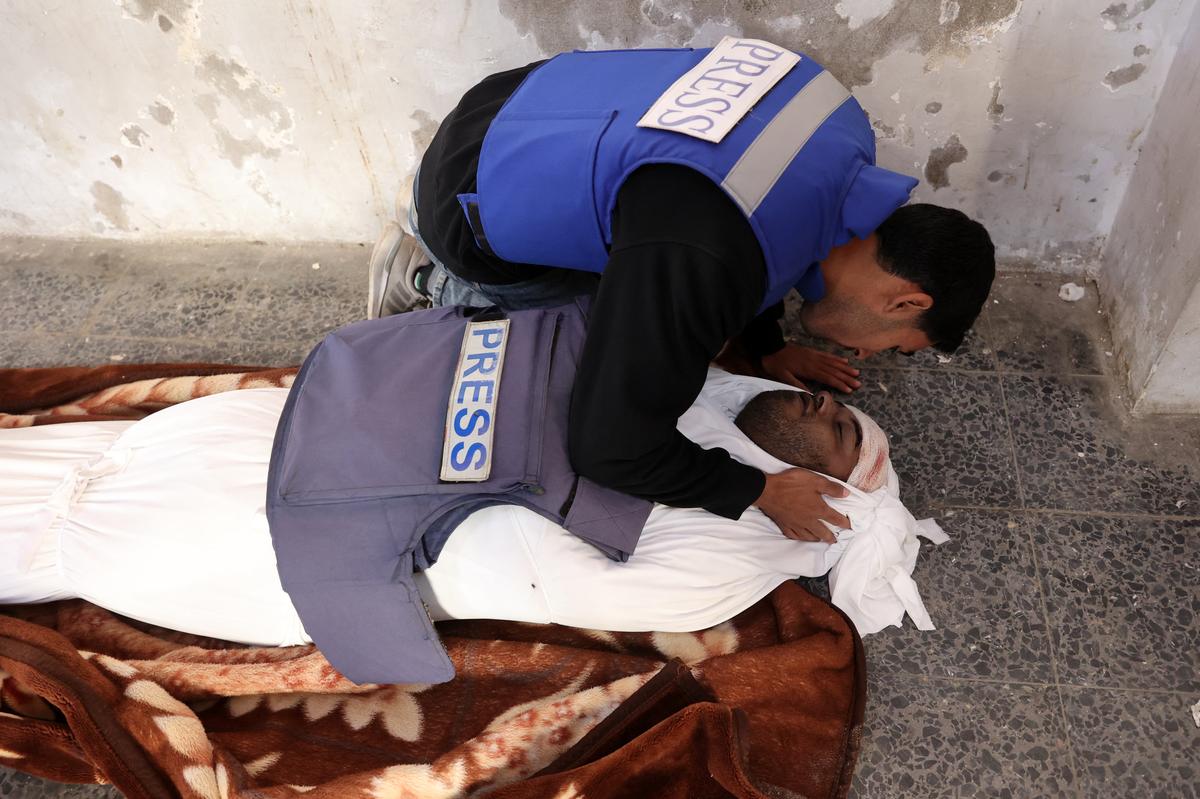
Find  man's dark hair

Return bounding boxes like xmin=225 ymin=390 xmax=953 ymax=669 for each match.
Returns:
xmin=734 ymin=391 xmax=821 ymax=470
xmin=875 ymin=204 xmax=995 ymax=353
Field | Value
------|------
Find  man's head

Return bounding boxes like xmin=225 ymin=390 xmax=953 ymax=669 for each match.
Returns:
xmin=735 ymin=389 xmax=869 ymax=483
xmin=799 ymin=204 xmax=995 ymax=358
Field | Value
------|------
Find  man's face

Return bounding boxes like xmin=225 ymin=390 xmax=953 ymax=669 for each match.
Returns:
xmin=775 ymin=390 xmax=862 ymax=480
xmin=799 ymin=296 xmax=933 ymax=359
xmin=801 ymin=236 xmax=935 ymax=359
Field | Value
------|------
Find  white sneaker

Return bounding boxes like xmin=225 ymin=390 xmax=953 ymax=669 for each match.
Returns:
xmin=367 ymin=222 xmax=404 ymax=319
xmin=386 ymin=233 xmax=433 ymax=315
xmin=367 ymin=222 xmax=432 ymax=319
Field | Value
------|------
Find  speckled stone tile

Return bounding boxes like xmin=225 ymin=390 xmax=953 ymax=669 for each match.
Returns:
xmin=987 ymin=274 xmax=1110 ymax=376
xmin=851 ymin=678 xmax=1076 ymax=798
xmin=869 ymin=324 xmax=998 ymax=373
xmin=1004 ymin=374 xmax=1200 ymax=515
xmin=0 ymin=333 xmax=308 ymax=369
xmin=0 ymin=768 xmax=120 ymax=798
xmin=864 ymin=510 xmax=1053 ymax=683
xmin=1033 ymin=514 xmax=1199 ymax=691
xmin=231 ymin=272 xmax=364 ymax=345
xmin=0 ymin=332 xmax=63 ymax=368
xmin=794 ymin=574 xmax=831 ymax=602
xmin=844 ymin=370 xmax=1021 ymax=512
xmin=1062 ymin=688 xmax=1198 ymax=799
xmin=0 ymin=260 xmax=124 ymax=335
xmin=64 ymin=335 xmax=310 ymax=368
xmin=88 ymin=271 xmax=247 ymax=340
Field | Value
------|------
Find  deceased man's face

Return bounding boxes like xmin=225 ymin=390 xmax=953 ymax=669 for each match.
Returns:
xmin=772 ymin=391 xmax=862 ymax=481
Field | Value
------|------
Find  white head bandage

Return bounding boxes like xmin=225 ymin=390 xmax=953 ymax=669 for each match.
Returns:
xmin=845 ymin=405 xmax=890 ymax=493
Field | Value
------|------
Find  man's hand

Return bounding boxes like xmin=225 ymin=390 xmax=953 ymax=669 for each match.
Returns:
xmin=755 ymin=469 xmax=850 ymax=544
xmin=761 ymin=343 xmax=862 ymax=393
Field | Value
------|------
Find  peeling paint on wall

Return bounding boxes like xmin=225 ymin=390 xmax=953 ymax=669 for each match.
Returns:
xmin=1101 ymin=0 xmax=1157 ymax=31
xmin=116 ymin=0 xmax=196 ymax=34
xmin=409 ymin=109 xmax=442 ymax=153
xmin=145 ymin=98 xmax=176 ymax=127
xmin=120 ymin=124 xmax=148 ymax=147
xmin=939 ymin=0 xmax=962 ymax=25
xmin=247 ymin=168 xmax=281 ymax=209
xmin=925 ymin=134 xmax=968 ymax=190
xmin=117 ymin=0 xmax=193 ymax=24
xmin=834 ymin=0 xmax=897 ymax=30
xmin=986 ymin=80 xmax=1004 ymax=121
xmin=1104 ymin=62 xmax=1147 ymax=90
xmin=497 ymin=0 xmax=1022 ymax=88
xmin=0 ymin=0 xmax=1188 ymax=259
xmin=91 ymin=181 xmax=131 ymax=230
xmin=194 ymin=54 xmax=295 ymax=168
xmin=196 ymin=54 xmax=292 ymax=133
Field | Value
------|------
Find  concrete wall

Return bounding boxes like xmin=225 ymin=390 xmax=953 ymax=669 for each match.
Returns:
xmin=1100 ymin=2 xmax=1200 ymax=413
xmin=0 ymin=0 xmax=1193 ymax=270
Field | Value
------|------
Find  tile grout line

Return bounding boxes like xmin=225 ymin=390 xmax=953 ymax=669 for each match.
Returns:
xmin=25 ymin=330 xmax=314 ymax=356
xmin=77 ymin=332 xmax=312 ymax=352
xmin=904 ymin=672 xmax=1197 ymax=697
xmin=856 ymin=363 xmax=1108 ymax=379
xmin=993 ymin=354 xmax=1085 ymax=797
xmin=931 ymin=503 xmax=1200 ymax=523
xmin=993 ymin=369 xmax=1028 ymax=512
xmin=978 ymin=302 xmax=1002 ymax=375
xmin=74 ymin=257 xmax=136 ymax=338
xmin=1025 ymin=523 xmax=1084 ymax=798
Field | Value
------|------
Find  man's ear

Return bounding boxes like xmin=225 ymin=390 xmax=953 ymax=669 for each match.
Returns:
xmin=884 ymin=292 xmax=933 ymax=318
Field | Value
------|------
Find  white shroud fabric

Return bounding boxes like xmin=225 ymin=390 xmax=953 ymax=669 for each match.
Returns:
xmin=684 ymin=368 xmax=948 ymax=634
xmin=0 ymin=372 xmax=945 ymax=642
xmin=0 ymin=390 xmax=309 ymax=646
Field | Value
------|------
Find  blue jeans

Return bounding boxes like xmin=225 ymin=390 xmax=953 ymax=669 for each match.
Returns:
xmin=425 ymin=263 xmax=599 ymax=310
xmin=409 ymin=169 xmax=599 ymax=310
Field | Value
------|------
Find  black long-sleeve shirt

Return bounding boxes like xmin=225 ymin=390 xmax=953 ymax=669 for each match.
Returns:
xmin=416 ymin=62 xmax=785 ymax=518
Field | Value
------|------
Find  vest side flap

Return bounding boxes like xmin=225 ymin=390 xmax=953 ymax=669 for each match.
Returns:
xmin=563 ymin=477 xmax=653 ymax=562
xmin=840 ymin=163 xmax=919 ymax=239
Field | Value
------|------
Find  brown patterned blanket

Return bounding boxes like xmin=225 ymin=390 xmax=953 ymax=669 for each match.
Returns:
xmin=0 ymin=363 xmax=865 ymax=798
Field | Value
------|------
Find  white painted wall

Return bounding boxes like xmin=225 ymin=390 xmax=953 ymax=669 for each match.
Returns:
xmin=0 ymin=0 xmax=1194 ymax=273
xmin=1100 ymin=1 xmax=1200 ymax=413
xmin=1137 ymin=290 xmax=1200 ymax=413
xmin=0 ymin=0 xmax=542 ymax=240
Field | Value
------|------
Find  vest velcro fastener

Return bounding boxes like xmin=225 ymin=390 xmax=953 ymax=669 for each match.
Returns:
xmin=457 ymin=193 xmax=497 ymax=257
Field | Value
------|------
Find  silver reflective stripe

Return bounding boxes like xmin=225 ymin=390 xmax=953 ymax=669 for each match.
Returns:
xmin=721 ymin=70 xmax=852 ymax=216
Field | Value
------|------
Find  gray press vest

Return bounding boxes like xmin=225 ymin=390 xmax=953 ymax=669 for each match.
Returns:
xmin=265 ymin=298 xmax=652 ymax=684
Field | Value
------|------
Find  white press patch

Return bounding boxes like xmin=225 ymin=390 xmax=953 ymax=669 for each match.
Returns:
xmin=441 ymin=319 xmax=510 ymax=482
xmin=637 ymin=36 xmax=800 ymax=143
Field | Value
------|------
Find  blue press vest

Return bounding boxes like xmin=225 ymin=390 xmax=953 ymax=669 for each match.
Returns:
xmin=265 ymin=300 xmax=653 ymax=684
xmin=459 ymin=47 xmax=918 ymax=310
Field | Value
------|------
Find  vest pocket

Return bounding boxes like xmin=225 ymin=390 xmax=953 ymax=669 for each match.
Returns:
xmin=519 ymin=310 xmax=561 ymax=486
xmin=475 ymin=110 xmax=616 ymax=271
xmin=275 ymin=308 xmax=560 ymax=505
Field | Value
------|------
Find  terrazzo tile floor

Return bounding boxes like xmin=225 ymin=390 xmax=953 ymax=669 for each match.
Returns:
xmin=2 ymin=240 xmax=1198 ymax=798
